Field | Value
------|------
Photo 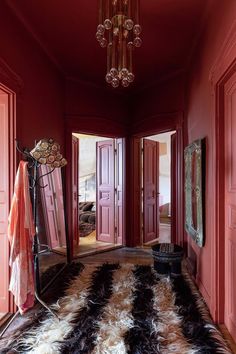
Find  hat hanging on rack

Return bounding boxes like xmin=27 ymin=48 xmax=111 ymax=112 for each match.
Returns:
xmin=30 ymin=138 xmax=67 ymax=168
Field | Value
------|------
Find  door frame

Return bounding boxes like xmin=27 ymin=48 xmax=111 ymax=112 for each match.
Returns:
xmin=127 ymin=113 xmax=184 ymax=247
xmin=210 ymin=22 xmax=236 ymax=323
xmin=65 ymin=127 xmax=126 ymax=259
xmin=214 ymin=63 xmax=236 ymax=324
xmin=0 ymin=57 xmax=21 ymax=316
xmin=0 ymin=84 xmax=17 ymax=315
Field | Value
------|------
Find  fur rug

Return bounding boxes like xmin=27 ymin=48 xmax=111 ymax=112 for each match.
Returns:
xmin=0 ymin=263 xmax=231 ymax=354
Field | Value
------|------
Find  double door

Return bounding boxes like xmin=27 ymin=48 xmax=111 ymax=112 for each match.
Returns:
xmin=72 ymin=137 xmax=124 ymax=247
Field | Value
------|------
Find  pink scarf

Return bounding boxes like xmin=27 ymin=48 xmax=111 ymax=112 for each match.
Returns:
xmin=8 ymin=161 xmax=35 ymax=314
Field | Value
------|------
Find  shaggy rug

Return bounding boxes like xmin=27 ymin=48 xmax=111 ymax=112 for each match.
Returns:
xmin=0 ymin=263 xmax=231 ymax=354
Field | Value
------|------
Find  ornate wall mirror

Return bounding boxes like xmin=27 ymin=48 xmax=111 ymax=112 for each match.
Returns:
xmin=184 ymin=138 xmax=205 ymax=247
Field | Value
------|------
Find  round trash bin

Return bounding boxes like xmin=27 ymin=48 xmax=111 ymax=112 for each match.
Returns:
xmin=152 ymin=243 xmax=184 ymax=277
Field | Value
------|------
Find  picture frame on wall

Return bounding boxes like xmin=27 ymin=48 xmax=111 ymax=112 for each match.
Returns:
xmin=184 ymin=138 xmax=205 ymax=247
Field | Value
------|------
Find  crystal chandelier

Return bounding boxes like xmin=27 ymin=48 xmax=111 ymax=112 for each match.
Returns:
xmin=96 ymin=0 xmax=142 ymax=88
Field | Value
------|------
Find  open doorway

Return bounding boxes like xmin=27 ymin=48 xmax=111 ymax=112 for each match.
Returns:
xmin=141 ymin=131 xmax=175 ymax=246
xmin=72 ymin=133 xmax=125 ymax=256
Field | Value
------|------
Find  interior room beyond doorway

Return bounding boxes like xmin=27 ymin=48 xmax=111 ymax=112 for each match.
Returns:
xmin=72 ymin=133 xmax=124 ymax=257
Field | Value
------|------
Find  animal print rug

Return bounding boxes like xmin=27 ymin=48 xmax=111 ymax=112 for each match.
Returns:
xmin=0 ymin=263 xmax=231 ymax=353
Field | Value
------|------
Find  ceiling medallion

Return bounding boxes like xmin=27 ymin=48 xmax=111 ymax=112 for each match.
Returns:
xmin=96 ymin=0 xmax=142 ymax=88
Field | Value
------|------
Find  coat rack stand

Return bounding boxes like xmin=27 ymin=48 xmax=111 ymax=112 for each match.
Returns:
xmin=0 ymin=140 xmax=71 ymax=338
xmin=31 ymin=160 xmax=59 ymax=317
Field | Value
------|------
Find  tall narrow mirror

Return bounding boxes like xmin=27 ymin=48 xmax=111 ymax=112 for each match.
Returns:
xmin=37 ymin=165 xmax=68 ymax=287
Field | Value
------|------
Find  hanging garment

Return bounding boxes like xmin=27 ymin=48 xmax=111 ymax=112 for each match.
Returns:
xmin=8 ymin=160 xmax=35 ymax=314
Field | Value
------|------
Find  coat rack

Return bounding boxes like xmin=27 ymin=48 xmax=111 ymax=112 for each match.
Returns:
xmin=16 ymin=140 xmax=60 ymax=317
xmin=0 ymin=139 xmax=69 ymax=338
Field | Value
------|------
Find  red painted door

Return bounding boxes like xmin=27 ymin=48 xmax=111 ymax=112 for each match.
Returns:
xmin=0 ymin=91 xmax=10 ymax=312
xmin=130 ymin=137 xmax=142 ymax=246
xmin=224 ymin=71 xmax=236 ymax=341
xmin=116 ymin=138 xmax=124 ymax=245
xmin=96 ymin=140 xmax=115 ymax=243
xmin=72 ymin=135 xmax=79 ymax=245
xmin=171 ymin=133 xmax=177 ymax=244
xmin=143 ymin=139 xmax=159 ymax=243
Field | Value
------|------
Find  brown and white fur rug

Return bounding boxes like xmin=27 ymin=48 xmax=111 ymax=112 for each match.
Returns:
xmin=0 ymin=263 xmax=231 ymax=354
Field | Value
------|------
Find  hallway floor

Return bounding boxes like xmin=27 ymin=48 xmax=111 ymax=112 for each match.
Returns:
xmin=0 ymin=247 xmax=235 ymax=352
xmin=75 ymin=230 xmax=121 ymax=257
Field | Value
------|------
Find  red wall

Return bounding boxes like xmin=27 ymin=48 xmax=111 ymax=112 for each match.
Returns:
xmin=131 ymin=74 xmax=185 ymax=133
xmin=65 ymin=79 xmax=129 ymax=137
xmin=65 ymin=74 xmax=185 ymax=137
xmin=185 ymin=0 xmax=236 ymax=318
xmin=65 ymin=75 xmax=185 ymax=249
xmin=0 ymin=2 xmax=65 ymax=149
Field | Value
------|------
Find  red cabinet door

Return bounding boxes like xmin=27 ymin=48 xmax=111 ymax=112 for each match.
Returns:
xmin=224 ymin=71 xmax=236 ymax=342
xmin=143 ymin=139 xmax=159 ymax=243
xmin=96 ymin=140 xmax=115 ymax=243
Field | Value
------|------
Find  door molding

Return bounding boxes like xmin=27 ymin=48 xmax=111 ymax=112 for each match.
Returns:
xmin=0 ymin=58 xmax=19 ymax=314
xmin=65 ymin=127 xmax=126 ymax=258
xmin=0 ymin=84 xmax=16 ymax=314
xmin=171 ymin=133 xmax=177 ymax=243
xmin=210 ymin=21 xmax=236 ymax=323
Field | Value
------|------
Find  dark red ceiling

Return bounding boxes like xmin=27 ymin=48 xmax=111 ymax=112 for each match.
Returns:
xmin=6 ymin=0 xmax=208 ymax=89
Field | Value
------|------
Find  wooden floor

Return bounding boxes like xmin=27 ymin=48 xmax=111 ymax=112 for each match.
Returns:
xmin=79 ymin=246 xmax=153 ymax=265
xmin=75 ymin=230 xmax=121 ymax=256
xmin=77 ymin=222 xmax=171 ymax=257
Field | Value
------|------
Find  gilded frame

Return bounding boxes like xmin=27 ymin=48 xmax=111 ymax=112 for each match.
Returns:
xmin=184 ymin=139 xmax=205 ymax=247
